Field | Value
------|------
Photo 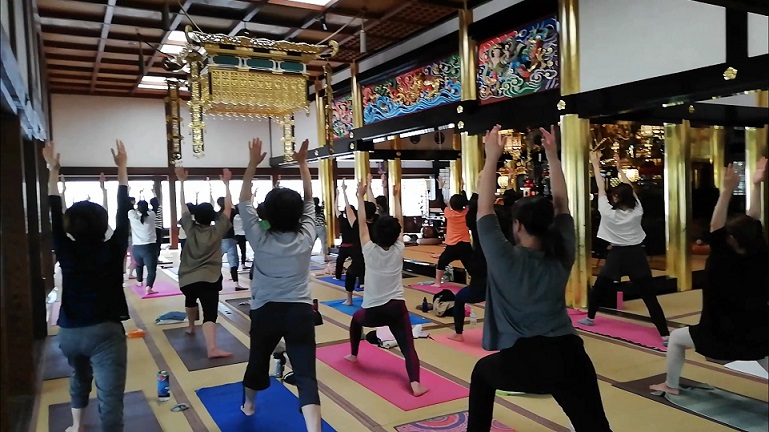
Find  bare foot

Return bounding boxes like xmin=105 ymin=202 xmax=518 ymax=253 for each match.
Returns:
xmin=65 ymin=426 xmax=83 ymax=432
xmin=342 ymin=300 xmax=353 ymax=306
xmin=240 ymin=401 xmax=255 ymax=416
xmin=411 ymin=382 xmax=430 ymax=397
xmin=207 ymin=348 xmax=233 ymax=359
xmin=136 ymin=281 xmax=144 ymax=287
xmin=344 ymin=354 xmax=358 ymax=363
xmin=145 ymin=287 xmax=157 ymax=295
xmin=649 ymin=382 xmax=679 ymax=395
xmin=447 ymin=333 xmax=464 ymax=342
xmin=185 ymin=327 xmax=195 ymax=335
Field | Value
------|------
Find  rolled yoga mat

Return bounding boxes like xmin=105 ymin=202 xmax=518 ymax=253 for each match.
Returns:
xmin=615 ymin=373 xmax=768 ymax=432
xmin=568 ymin=309 xmax=668 ymax=351
xmin=196 ymin=379 xmax=336 ymax=432
xmin=395 ymin=411 xmax=515 ymax=432
xmin=48 ymin=391 xmax=162 ymax=432
xmin=42 ymin=335 xmax=71 ymax=381
xmin=320 ymin=297 xmax=430 ymax=325
xmin=316 ymin=342 xmax=468 ymax=411
xmin=163 ymin=324 xmax=249 ymax=371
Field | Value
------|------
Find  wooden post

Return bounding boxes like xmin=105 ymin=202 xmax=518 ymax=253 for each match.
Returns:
xmin=23 ymin=138 xmax=47 ymax=339
xmin=168 ymin=174 xmax=179 ymax=249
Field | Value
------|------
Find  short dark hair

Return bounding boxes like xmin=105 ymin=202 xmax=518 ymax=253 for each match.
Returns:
xmin=364 ymin=202 xmax=378 ymax=221
xmin=373 ymin=216 xmax=401 ymax=248
xmin=375 ymin=195 xmax=389 ymax=214
xmin=193 ymin=203 xmax=216 ymax=225
xmin=449 ymin=194 xmax=468 ymax=211
xmin=726 ymin=215 xmax=768 ymax=256
xmin=150 ymin=197 xmax=159 ymax=208
xmin=216 ymin=197 xmax=225 ymax=209
xmin=64 ymin=201 xmax=109 ymax=243
xmin=510 ymin=196 xmax=567 ymax=264
xmin=609 ymin=183 xmax=637 ymax=210
xmin=263 ymin=187 xmax=303 ymax=232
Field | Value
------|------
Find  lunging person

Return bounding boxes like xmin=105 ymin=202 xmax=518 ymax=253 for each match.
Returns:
xmin=128 ymin=200 xmax=158 ymax=295
xmin=433 ymin=177 xmax=473 ymax=286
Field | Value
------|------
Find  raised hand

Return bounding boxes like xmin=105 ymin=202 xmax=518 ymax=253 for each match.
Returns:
xmin=393 ymin=183 xmax=400 ymax=197
xmin=357 ymin=181 xmax=367 ymax=197
xmin=752 ymin=157 xmax=767 ymax=184
xmin=540 ymin=125 xmax=557 ymax=154
xmin=367 ymin=173 xmax=373 ymax=185
xmin=341 ymin=179 xmax=347 ymax=191
xmin=175 ymin=166 xmax=189 ymax=182
xmin=248 ymin=138 xmax=267 ymax=166
xmin=60 ymin=174 xmax=66 ymax=191
xmin=437 ymin=176 xmax=445 ymax=189
xmin=99 ymin=172 xmax=106 ymax=188
xmin=723 ymin=163 xmax=740 ymax=192
xmin=293 ymin=139 xmax=309 ymax=163
xmin=42 ymin=141 xmax=61 ymax=170
xmin=221 ymin=168 xmax=232 ymax=183
xmin=111 ymin=140 xmax=127 ymax=167
xmin=613 ymin=152 xmax=620 ymax=164
xmin=483 ymin=124 xmax=503 ymax=161
xmin=589 ymin=150 xmax=601 ymax=166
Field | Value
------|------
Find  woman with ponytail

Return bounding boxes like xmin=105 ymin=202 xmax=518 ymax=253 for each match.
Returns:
xmin=466 ymin=125 xmax=611 ymax=432
xmin=129 ymin=199 xmax=158 ymax=295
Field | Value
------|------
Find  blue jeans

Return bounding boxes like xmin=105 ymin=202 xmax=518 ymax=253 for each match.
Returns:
xmin=453 ymin=284 xmax=486 ymax=334
xmin=221 ymin=238 xmax=239 ymax=269
xmin=58 ymin=321 xmax=127 ymax=432
xmin=132 ymin=243 xmax=158 ymax=287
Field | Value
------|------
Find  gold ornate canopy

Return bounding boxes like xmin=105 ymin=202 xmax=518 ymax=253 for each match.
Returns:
xmin=171 ymin=26 xmax=338 ymax=159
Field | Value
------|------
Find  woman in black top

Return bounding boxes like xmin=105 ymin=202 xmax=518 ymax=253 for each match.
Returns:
xmin=334 ymin=191 xmax=356 ymax=280
xmin=45 ymin=140 xmax=131 ymax=432
xmin=651 ymin=160 xmax=769 ymax=395
xmin=340 ymin=180 xmax=377 ymax=305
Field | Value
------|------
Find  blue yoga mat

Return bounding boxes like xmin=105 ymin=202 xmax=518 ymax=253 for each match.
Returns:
xmin=321 ymin=297 xmax=430 ymax=325
xmin=317 ymin=276 xmax=363 ymax=291
xmin=196 ymin=379 xmax=336 ymax=432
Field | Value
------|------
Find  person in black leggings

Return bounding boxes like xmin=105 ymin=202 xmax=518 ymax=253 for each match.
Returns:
xmin=340 ymin=180 xmax=376 ymax=305
xmin=468 ymin=125 xmax=611 ymax=432
xmin=334 ymin=192 xmax=355 ymax=280
xmin=579 ymin=151 xmax=670 ymax=345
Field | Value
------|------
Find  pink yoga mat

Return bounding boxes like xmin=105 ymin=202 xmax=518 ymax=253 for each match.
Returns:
xmin=129 ymin=279 xmax=182 ymax=299
xmin=568 ymin=309 xmax=667 ymax=351
xmin=431 ymin=329 xmax=494 ymax=359
xmin=316 ymin=343 xmax=468 ymax=411
xmin=408 ymin=282 xmax=463 ymax=295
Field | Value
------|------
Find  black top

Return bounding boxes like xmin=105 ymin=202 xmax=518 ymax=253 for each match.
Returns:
xmin=339 ymin=215 xmax=355 ymax=245
xmin=689 ymin=221 xmax=769 ymax=360
xmin=351 ymin=218 xmax=376 ymax=249
xmin=51 ymin=185 xmax=131 ymax=328
xmin=464 ymin=193 xmax=486 ymax=285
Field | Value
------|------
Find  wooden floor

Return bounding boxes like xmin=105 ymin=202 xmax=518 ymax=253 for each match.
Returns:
xmin=32 ymin=250 xmax=767 ymax=432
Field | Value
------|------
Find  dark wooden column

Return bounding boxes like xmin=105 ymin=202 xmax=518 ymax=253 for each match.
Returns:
xmin=0 ymin=112 xmax=35 ymax=401
xmin=37 ymin=141 xmax=54 ymax=297
xmin=22 ymin=138 xmax=47 ymax=339
xmin=168 ymin=173 xmax=179 ymax=249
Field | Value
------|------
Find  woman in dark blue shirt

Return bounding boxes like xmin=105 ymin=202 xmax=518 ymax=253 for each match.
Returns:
xmin=45 ymin=140 xmax=131 ymax=432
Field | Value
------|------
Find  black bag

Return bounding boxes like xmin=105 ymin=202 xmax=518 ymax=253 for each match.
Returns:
xmin=432 ymin=289 xmax=456 ymax=317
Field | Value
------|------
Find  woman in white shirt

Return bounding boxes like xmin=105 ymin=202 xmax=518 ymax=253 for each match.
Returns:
xmin=343 ymin=182 xmax=429 ymax=397
xmin=128 ymin=200 xmax=158 ymax=295
xmin=579 ymin=152 xmax=670 ymax=344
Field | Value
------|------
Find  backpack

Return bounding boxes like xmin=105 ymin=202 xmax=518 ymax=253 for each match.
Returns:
xmin=432 ymin=289 xmax=455 ymax=317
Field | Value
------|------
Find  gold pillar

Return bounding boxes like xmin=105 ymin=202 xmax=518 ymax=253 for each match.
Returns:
xmin=745 ymin=127 xmax=768 ymax=230
xmin=281 ymin=114 xmax=295 ymax=162
xmin=316 ymin=81 xmax=336 ymax=249
xmin=458 ymin=8 xmax=481 ymax=194
xmin=561 ymin=115 xmax=591 ymax=307
xmin=664 ymin=121 xmax=692 ymax=291
xmin=351 ymin=63 xmax=369 ymax=183
xmin=388 ymin=138 xmax=403 ymax=224
xmin=558 ymin=0 xmax=589 ymax=307
xmin=710 ymin=126 xmax=726 ymax=189
xmin=450 ymin=134 xmax=462 ymax=195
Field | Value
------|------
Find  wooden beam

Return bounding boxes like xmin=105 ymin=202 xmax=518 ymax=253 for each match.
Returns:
xmin=687 ymin=0 xmax=768 ymax=15
xmin=93 ymin=0 xmax=122 ymax=93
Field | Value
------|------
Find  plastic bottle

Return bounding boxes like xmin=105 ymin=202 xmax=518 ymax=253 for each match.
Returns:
xmin=421 ymin=297 xmax=429 ymax=312
xmin=470 ymin=310 xmax=477 ymax=326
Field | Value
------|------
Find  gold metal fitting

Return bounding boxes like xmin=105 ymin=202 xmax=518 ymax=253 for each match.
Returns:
xmin=723 ymin=67 xmax=738 ymax=80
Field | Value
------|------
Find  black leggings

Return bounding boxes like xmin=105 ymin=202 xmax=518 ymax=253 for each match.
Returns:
xmin=236 ymin=235 xmax=247 ymax=266
xmin=345 ymin=249 xmax=365 ymax=292
xmin=468 ymin=334 xmax=612 ymax=432
xmin=243 ymin=302 xmax=319 ymax=408
xmin=587 ymin=245 xmax=669 ymax=337
xmin=437 ymin=241 xmax=474 ymax=269
xmin=335 ymin=245 xmax=353 ymax=279
xmin=453 ymin=283 xmax=485 ymax=334
xmin=181 ymin=277 xmax=222 ymax=323
xmin=155 ymin=228 xmax=163 ymax=257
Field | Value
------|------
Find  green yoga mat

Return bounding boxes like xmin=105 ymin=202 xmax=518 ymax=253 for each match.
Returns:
xmin=615 ymin=374 xmax=768 ymax=432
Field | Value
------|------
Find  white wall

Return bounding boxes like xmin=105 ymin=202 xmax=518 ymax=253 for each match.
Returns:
xmin=51 ymin=94 xmax=319 ymax=168
xmin=700 ymin=93 xmax=759 ymax=107
xmin=748 ymin=13 xmax=769 ymax=57
xmin=579 ymin=0 xmax=725 ymax=92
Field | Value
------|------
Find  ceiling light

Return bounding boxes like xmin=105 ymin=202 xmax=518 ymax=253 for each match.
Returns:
xmin=141 ymin=75 xmax=167 ymax=84
xmin=160 ymin=44 xmax=184 ymax=55
xmin=319 ymin=16 xmax=328 ymax=31
xmin=359 ymin=19 xmax=367 ymax=53
xmin=167 ymin=30 xmax=186 ymax=43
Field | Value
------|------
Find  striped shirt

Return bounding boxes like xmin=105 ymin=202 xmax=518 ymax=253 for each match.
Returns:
xmin=314 ymin=208 xmax=326 ymax=227
xmin=154 ymin=205 xmax=163 ymax=229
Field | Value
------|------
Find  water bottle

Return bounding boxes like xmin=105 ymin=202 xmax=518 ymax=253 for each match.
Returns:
xmin=444 ymin=266 xmax=453 ymax=282
xmin=470 ymin=310 xmax=477 ymax=326
xmin=421 ymin=297 xmax=429 ymax=312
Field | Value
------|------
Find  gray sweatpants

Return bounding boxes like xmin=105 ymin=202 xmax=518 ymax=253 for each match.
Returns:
xmin=58 ymin=321 xmax=127 ymax=432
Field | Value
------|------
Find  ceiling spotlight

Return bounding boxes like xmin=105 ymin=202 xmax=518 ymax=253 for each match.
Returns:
xmin=319 ymin=15 xmax=328 ymax=31
xmin=359 ymin=22 xmax=367 ymax=53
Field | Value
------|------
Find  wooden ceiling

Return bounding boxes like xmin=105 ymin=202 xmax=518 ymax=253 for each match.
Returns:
xmin=37 ymin=0 xmax=466 ymax=97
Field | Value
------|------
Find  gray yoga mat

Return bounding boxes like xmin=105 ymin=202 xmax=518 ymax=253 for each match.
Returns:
xmin=48 ymin=390 xmax=162 ymax=432
xmin=43 ymin=336 xmax=71 ymax=381
xmin=163 ymin=324 xmax=249 ymax=371
xmin=615 ymin=373 xmax=768 ymax=432
xmin=225 ymin=298 xmax=251 ymax=316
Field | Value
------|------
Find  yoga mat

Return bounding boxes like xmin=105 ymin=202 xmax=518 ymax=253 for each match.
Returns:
xmin=725 ymin=361 xmax=769 ymax=380
xmin=568 ymin=309 xmax=667 ymax=351
xmin=48 ymin=390 xmax=162 ymax=432
xmin=42 ymin=336 xmax=71 ymax=381
xmin=163 ymin=324 xmax=249 ymax=371
xmin=196 ymin=379 xmax=336 ymax=432
xmin=320 ymin=297 xmax=430 ymax=325
xmin=395 ymin=411 xmax=514 ymax=432
xmin=408 ymin=281 xmax=464 ymax=295
xmin=129 ymin=279 xmax=182 ymax=299
xmin=316 ymin=343 xmax=468 ymax=411
xmin=316 ymin=276 xmax=362 ymax=291
xmin=431 ymin=328 xmax=494 ymax=359
xmin=225 ymin=298 xmax=252 ymax=316
xmin=615 ymin=374 xmax=768 ymax=432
